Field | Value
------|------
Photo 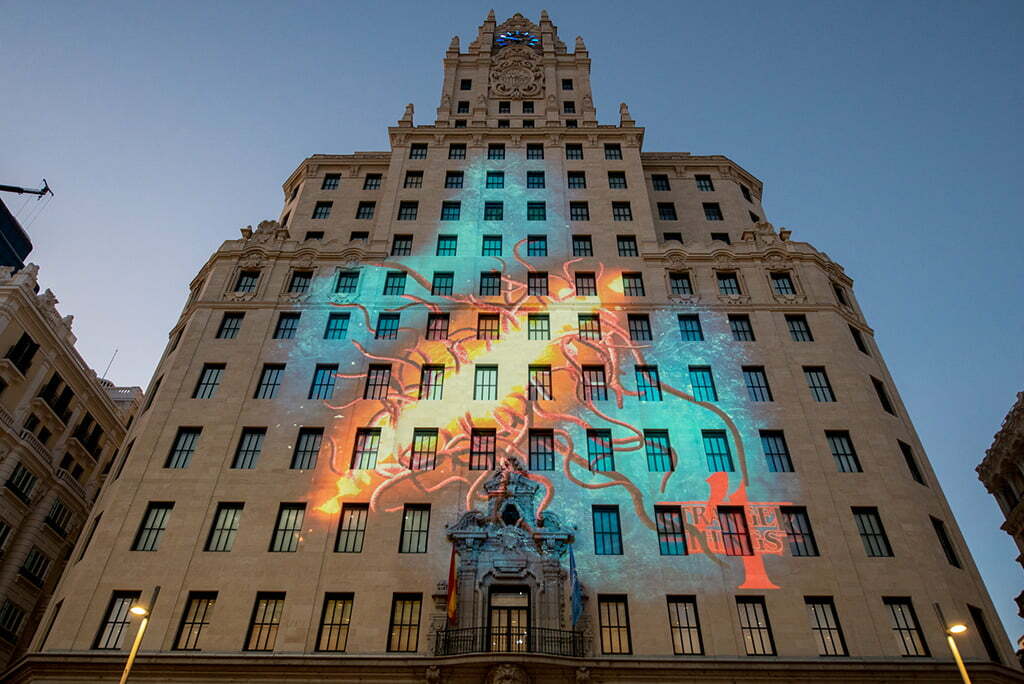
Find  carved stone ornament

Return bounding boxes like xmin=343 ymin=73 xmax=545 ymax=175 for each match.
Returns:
xmin=490 ymin=45 xmax=544 ymax=98
xmin=424 ymin=665 xmax=442 ymax=684
xmin=239 ymin=252 xmax=265 ymax=269
xmin=486 ymin=664 xmax=529 ymax=684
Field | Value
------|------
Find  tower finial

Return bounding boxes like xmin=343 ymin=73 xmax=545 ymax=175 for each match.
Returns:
xmin=540 ymin=9 xmax=550 ymax=21
xmin=399 ymin=103 xmax=414 ymax=127
xmin=486 ymin=9 xmax=496 ymax=23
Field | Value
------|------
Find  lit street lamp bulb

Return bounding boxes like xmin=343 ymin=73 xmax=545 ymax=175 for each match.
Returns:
xmin=948 ymin=623 xmax=967 ymax=635
xmin=129 ymin=606 xmax=148 ymax=616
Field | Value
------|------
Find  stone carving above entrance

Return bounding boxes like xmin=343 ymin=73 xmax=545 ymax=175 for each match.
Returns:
xmin=485 ymin=664 xmax=530 ymax=684
xmin=489 ymin=45 xmax=544 ymax=99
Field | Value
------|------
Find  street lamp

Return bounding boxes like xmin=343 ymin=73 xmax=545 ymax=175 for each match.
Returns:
xmin=119 ymin=586 xmax=160 ymax=684
xmin=934 ymin=603 xmax=971 ymax=684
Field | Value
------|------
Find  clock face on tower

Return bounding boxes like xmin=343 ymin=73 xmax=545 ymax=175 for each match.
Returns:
xmin=495 ymin=30 xmax=540 ymax=48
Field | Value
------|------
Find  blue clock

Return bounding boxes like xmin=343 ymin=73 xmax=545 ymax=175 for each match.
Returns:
xmin=496 ymin=30 xmax=540 ymax=48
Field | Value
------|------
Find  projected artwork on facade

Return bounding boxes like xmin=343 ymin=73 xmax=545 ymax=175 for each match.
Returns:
xmin=283 ymin=157 xmax=791 ymax=590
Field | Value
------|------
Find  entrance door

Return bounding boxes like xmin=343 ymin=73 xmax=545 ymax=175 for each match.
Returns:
xmin=488 ymin=587 xmax=529 ymax=652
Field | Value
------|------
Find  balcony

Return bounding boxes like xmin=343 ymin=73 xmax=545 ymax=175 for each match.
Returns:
xmin=55 ymin=468 xmax=87 ymax=501
xmin=434 ymin=627 xmax=586 ymax=658
xmin=19 ymin=429 xmax=50 ymax=463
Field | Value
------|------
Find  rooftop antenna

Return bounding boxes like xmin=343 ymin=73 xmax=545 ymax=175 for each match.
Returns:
xmin=101 ymin=348 xmax=118 ymax=382
xmin=0 ymin=179 xmax=53 ymax=198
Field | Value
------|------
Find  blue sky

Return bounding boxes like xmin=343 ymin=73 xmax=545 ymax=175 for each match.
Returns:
xmin=3 ymin=0 xmax=1022 ymax=641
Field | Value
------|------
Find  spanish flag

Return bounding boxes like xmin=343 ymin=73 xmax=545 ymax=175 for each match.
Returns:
xmin=446 ymin=546 xmax=458 ymax=625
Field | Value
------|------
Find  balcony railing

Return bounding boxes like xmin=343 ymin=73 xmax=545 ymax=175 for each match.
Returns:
xmin=434 ymin=627 xmax=586 ymax=658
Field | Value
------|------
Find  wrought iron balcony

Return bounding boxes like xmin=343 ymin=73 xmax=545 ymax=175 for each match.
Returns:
xmin=434 ymin=626 xmax=586 ymax=658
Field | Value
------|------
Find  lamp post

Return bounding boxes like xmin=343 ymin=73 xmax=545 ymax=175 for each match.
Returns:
xmin=119 ymin=586 xmax=160 ymax=684
xmin=934 ymin=602 xmax=971 ymax=684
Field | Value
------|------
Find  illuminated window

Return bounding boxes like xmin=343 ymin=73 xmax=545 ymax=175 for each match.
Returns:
xmin=527 ymin=171 xmax=545 ymax=188
xmin=448 ymin=143 xmax=466 ymax=159
xmin=474 ymin=366 xmax=498 ymax=400
xmin=729 ymin=315 xmax=755 ymax=341
xmin=431 ymin=272 xmax=453 ymax=296
xmin=351 ymin=429 xmax=381 ymax=469
xmin=667 ymin=597 xmax=702 ymax=655
xmin=628 ymin=314 xmax=652 ymax=341
xmin=355 ymin=201 xmax=375 ymax=219
xmin=94 ymin=591 xmax=141 ymax=649
xmin=485 ymin=171 xmax=504 ymax=189
xmin=477 ymin=314 xmax=500 ymax=339
xmin=399 ymin=504 xmax=430 ymax=553
xmin=853 ymin=507 xmax=892 ymax=557
xmin=678 ymin=314 xmax=703 ymax=341
xmin=760 ymin=430 xmax=793 ymax=472
xmin=193 ymin=364 xmax=224 ymax=399
xmin=736 ymin=597 xmax=775 ymax=655
xmin=527 ymin=143 xmax=543 ymax=159
xmin=566 ymin=144 xmax=583 ymax=160
xmin=363 ymin=365 xmax=391 ymax=400
xmin=781 ymin=507 xmax=819 ymax=556
xmin=622 ymin=273 xmax=645 ymax=296
xmin=598 ymin=595 xmax=631 ymax=654
xmin=592 ymin=507 xmax=622 ymax=555
xmin=527 ymin=235 xmax=547 ymax=255
xmin=689 ymin=366 xmax=717 ymax=402
xmin=254 ymin=364 xmax=284 ymax=399
xmin=528 ymin=314 xmax=550 ymax=340
xmin=426 ymin=313 xmax=449 ymax=340
xmin=409 ymin=143 xmax=427 ymax=159
xmin=397 ymin=201 xmax=418 ymax=220
xmin=383 ymin=272 xmax=406 ymax=296
xmin=482 ymin=235 xmax=502 ymax=256
xmin=244 ymin=593 xmax=284 ymax=651
xmin=827 ymin=431 xmax=861 ymax=472
xmin=575 ymin=272 xmax=597 ymax=296
xmin=317 ymin=593 xmax=353 ymax=652
xmin=655 ymin=506 xmax=686 ymax=554
xmin=658 ymin=203 xmax=678 ymax=220
xmin=484 ymin=202 xmax=503 ymax=220
xmin=206 ymin=503 xmax=243 ymax=551
xmin=587 ymin=430 xmax=614 ymax=471
xmin=312 ymin=201 xmax=332 ymax=219
xmin=363 ymin=174 xmax=381 ymax=189
xmin=309 ymin=364 xmax=338 ymax=400
xmin=335 ymin=504 xmax=368 ymax=553
xmin=582 ymin=366 xmax=608 ymax=401
xmin=570 ymin=201 xmax=590 ymax=221
xmin=528 ymin=272 xmax=548 ymax=296
xmin=645 ymin=431 xmax=673 ymax=472
xmin=132 ymin=503 xmax=173 ymax=551
xmin=217 ymin=312 xmax=244 ymax=338
xmin=376 ymin=314 xmax=400 ymax=339
xmin=335 ymin=271 xmax=358 ymax=293
xmin=608 ymin=171 xmax=627 ymax=189
xmin=291 ymin=428 xmax=323 ymax=469
xmin=804 ymin=367 xmax=835 ymax=402
xmin=743 ymin=366 xmax=773 ymax=401
xmin=786 ymin=314 xmax=813 ymax=341
xmin=325 ymin=313 xmax=349 ymax=340
xmin=166 ymin=428 xmax=200 ymax=468
xmin=470 ymin=429 xmax=496 ymax=470
xmin=612 ymin=203 xmax=633 ymax=221
xmin=578 ymin=315 xmax=601 ymax=340
xmin=529 ymin=430 xmax=555 ymax=470
xmin=883 ymin=598 xmax=928 ymax=656
xmin=528 ymin=365 xmax=553 ymax=400
xmin=479 ymin=271 xmax=501 ymax=296
xmin=703 ymin=431 xmax=733 ymax=472
xmin=403 ymin=170 xmax=422 ymax=188
xmin=270 ymin=504 xmax=305 ymax=552
xmin=419 ymin=366 xmax=445 ymax=400
xmin=636 ymin=366 xmax=662 ymax=401
xmin=805 ymin=597 xmax=847 ymax=656
xmin=387 ymin=594 xmax=421 ymax=652
xmin=411 ymin=429 xmax=437 ymax=470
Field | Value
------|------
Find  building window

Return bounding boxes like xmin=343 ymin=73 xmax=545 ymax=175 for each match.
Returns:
xmin=425 ymin=313 xmax=449 ymax=341
xmin=485 ymin=171 xmax=504 ymax=189
xmin=741 ymin=184 xmax=753 ymax=201
xmin=703 ymin=202 xmax=724 ymax=221
xmin=477 ymin=314 xmax=500 ymax=339
xmin=206 ymin=503 xmax=243 ymax=551
xmin=579 ymin=315 xmax=602 ymax=340
xmin=436 ymin=234 xmax=458 ymax=256
xmin=804 ymin=367 xmax=836 ymax=402
xmin=251 ymin=364 xmax=284 ymax=399
xmin=527 ymin=143 xmax=544 ymax=159
xmin=689 ymin=366 xmax=718 ymax=402
xmin=528 ymin=314 xmax=550 ymax=340
xmin=438 ymin=201 xmax=460 ymax=221
xmin=636 ymin=366 xmax=662 ymax=402
xmin=351 ymin=201 xmax=374 ymax=220
xmin=442 ymin=171 xmax=464 ymax=190
xmin=174 ymin=592 xmax=217 ymax=651
xmin=165 ymin=427 xmax=200 ymax=468
xmin=408 ymin=143 xmax=427 ymax=159
xmin=743 ymin=366 xmax=773 ymax=401
xmin=387 ymin=594 xmax=422 ymax=652
xmin=587 ymin=430 xmax=615 ymax=471
xmin=376 ymin=313 xmax=400 ymax=339
xmin=0 ymin=599 xmax=26 ymax=643
xmin=657 ymin=203 xmax=678 ymax=220
xmin=570 ymin=201 xmax=590 ymax=221
xmin=850 ymin=325 xmax=870 ymax=354
xmin=827 ymin=431 xmax=861 ymax=472
xmin=968 ymin=605 xmax=1002 ymax=663
xmin=582 ymin=366 xmax=608 ymax=401
xmin=430 ymin=272 xmax=453 ymax=296
xmin=567 ymin=171 xmax=587 ymax=189
xmin=628 ymin=314 xmax=652 ymax=341
xmin=403 ymin=171 xmax=422 ymax=188
xmin=883 ymin=598 xmax=929 ymax=656
xmin=410 ymin=429 xmax=438 ymax=470
xmin=474 ymin=365 xmax=498 ymax=401
xmin=703 ymin=431 xmax=733 ymax=471
xmin=616 ymin=235 xmax=638 ymax=256
xmin=529 ymin=430 xmax=555 ymax=470
xmin=363 ymin=174 xmax=381 ymax=189
xmin=309 ymin=364 xmax=338 ymax=400
xmin=667 ymin=597 xmax=702 ymax=654
xmin=351 ymin=428 xmax=381 ymax=469
xmin=288 ymin=271 xmax=312 ymax=294
xmin=497 ymin=100 xmax=510 ymax=113
xmin=678 ymin=314 xmax=703 ymax=341
xmin=335 ymin=271 xmax=359 ymax=293
xmin=805 ymin=597 xmax=847 ymax=656
xmin=312 ymin=201 xmax=333 ymax=219
xmin=853 ymin=507 xmax=892 ymax=557
xmin=304 ymin=231 xmax=323 ymax=241
xmin=419 ymin=365 xmax=445 ymax=400
xmin=132 ymin=502 xmax=173 ymax=551
xmin=216 ymin=312 xmax=244 ymax=339
xmin=716 ymin=508 xmax=752 ymax=558
xmin=930 ymin=517 xmax=961 ymax=567
xmin=571 ymin=234 xmax=593 ymax=256
xmin=396 ymin=201 xmax=418 ymax=221
xmin=785 ymin=314 xmax=813 ymax=341
xmin=94 ymin=591 xmax=141 ymax=649
xmin=324 ymin=312 xmax=350 ymax=340
xmin=899 ymin=441 xmax=926 ymax=485
xmin=528 ymin=365 xmax=553 ymax=400
xmin=711 ymin=232 xmax=731 ymax=244
xmin=315 ymin=593 xmax=353 ymax=653
xmin=270 ymin=504 xmax=305 ymax=552
xmin=487 ymin=144 xmax=505 ymax=160
xmin=651 ymin=506 xmax=688 ymax=557
xmin=19 ymin=546 xmax=50 ymax=586
xmin=608 ymin=171 xmax=627 ymax=189
xmin=483 ymin=201 xmax=503 ymax=221
xmin=459 ymin=79 xmax=472 ymax=90
xmin=651 ymin=174 xmax=671 ymax=191
xmin=399 ymin=505 xmax=430 ymax=553
xmin=612 ymin=202 xmax=633 ymax=221
xmin=871 ymin=376 xmax=896 ymax=415
xmin=736 ymin=597 xmax=775 ymax=655
xmin=336 ymin=504 xmax=368 ymax=553
xmin=781 ymin=507 xmax=819 ymax=556
xmin=233 ymin=271 xmax=260 ymax=294
xmin=760 ymin=430 xmax=793 ymax=472
xmin=695 ymin=174 xmax=715 ymax=192
xmin=291 ymin=428 xmax=323 ymax=469
xmin=245 ymin=593 xmax=285 ymax=651
xmin=193 ymin=363 xmax=225 ymax=399
xmin=717 ymin=272 xmax=741 ymax=295
xmin=770 ymin=272 xmax=796 ymax=295
xmin=448 ymin=143 xmax=466 ymax=159
xmin=527 ymin=235 xmax=548 ymax=256
xmin=563 ymin=100 xmax=576 ymax=114
xmin=603 ymin=143 xmax=622 ymax=160
xmin=566 ymin=144 xmax=583 ymax=160
xmin=526 ymin=170 xmax=545 ymax=188
xmin=273 ymin=312 xmax=300 ymax=339
xmin=645 ymin=431 xmax=673 ymax=472
xmin=593 ymin=507 xmax=623 ymax=555
xmin=482 ymin=235 xmax=502 ymax=256
xmin=525 ymin=202 xmax=546 ymax=221
xmin=598 ymin=596 xmax=632 ymax=654
xmin=44 ymin=498 xmax=72 ymax=536
xmin=470 ymin=429 xmax=496 ymax=470
xmin=622 ymin=273 xmax=645 ymax=296
xmin=479 ymin=271 xmax=501 ymax=296
xmin=528 ymin=272 xmax=548 ymax=296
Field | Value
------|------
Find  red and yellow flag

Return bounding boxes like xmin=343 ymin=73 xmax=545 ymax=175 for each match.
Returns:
xmin=446 ymin=546 xmax=458 ymax=625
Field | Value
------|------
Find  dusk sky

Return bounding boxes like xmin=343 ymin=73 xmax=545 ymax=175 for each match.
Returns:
xmin=3 ymin=0 xmax=1022 ymax=639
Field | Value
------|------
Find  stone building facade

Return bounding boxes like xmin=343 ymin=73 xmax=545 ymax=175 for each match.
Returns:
xmin=9 ymin=11 xmax=1020 ymax=683
xmin=0 ymin=264 xmax=134 ymax=670
xmin=979 ymin=392 xmax=1024 ymax=618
